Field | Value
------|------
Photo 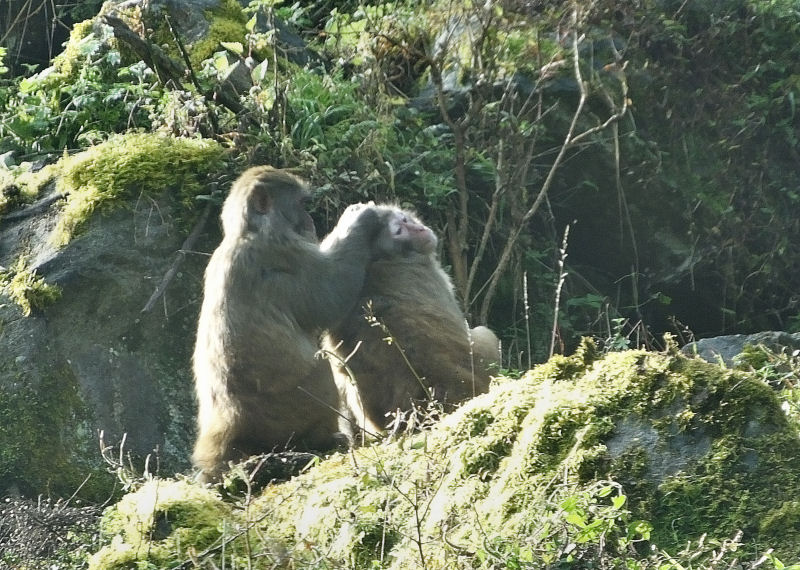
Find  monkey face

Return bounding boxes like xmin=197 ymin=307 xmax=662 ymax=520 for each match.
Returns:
xmin=380 ymin=207 xmax=438 ymax=256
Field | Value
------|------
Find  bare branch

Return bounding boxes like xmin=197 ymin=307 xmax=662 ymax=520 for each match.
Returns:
xmin=477 ymin=5 xmax=628 ymax=323
xmin=141 ymin=201 xmax=213 ymax=313
xmin=478 ymin=7 xmax=588 ymax=323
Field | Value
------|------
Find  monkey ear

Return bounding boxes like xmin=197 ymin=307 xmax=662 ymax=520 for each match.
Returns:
xmin=251 ymin=186 xmax=272 ymax=214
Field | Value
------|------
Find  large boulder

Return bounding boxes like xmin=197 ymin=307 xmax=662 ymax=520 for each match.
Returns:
xmin=0 ymin=133 xmax=223 ymax=499
xmin=89 ymin=342 xmax=800 ymax=568
xmin=683 ymin=331 xmax=800 ymax=367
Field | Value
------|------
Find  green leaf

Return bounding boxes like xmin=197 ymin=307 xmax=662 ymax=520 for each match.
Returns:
xmin=220 ymin=41 xmax=244 ymax=56
xmin=565 ymin=512 xmax=586 ymax=527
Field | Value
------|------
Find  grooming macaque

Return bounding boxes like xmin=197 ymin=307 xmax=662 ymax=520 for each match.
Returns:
xmin=192 ymin=167 xmax=380 ymax=481
xmin=322 ymin=204 xmax=500 ymax=436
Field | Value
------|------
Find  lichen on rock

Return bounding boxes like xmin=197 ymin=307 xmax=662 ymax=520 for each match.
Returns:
xmin=0 ymin=256 xmax=62 ymax=315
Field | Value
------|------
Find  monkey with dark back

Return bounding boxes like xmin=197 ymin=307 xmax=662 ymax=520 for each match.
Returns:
xmin=322 ymin=204 xmax=500 ymax=436
xmin=192 ymin=167 xmax=380 ymax=481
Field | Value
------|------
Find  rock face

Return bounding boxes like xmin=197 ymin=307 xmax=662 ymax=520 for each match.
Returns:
xmin=0 ymin=181 xmax=218 ymax=499
xmin=683 ymin=331 xmax=800 ymax=367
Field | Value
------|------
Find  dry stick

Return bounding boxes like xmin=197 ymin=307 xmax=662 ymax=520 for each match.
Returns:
xmin=464 ymin=100 xmax=559 ymax=308
xmin=478 ymin=7 xmax=628 ymax=324
xmin=0 ymin=0 xmax=41 ymax=47
xmin=163 ymin=13 xmax=225 ymax=135
xmin=429 ymin=57 xmax=475 ymax=295
xmin=523 ymin=272 xmax=532 ymax=370
xmin=296 ymin=383 xmax=382 ymax=441
xmin=315 ymin=345 xmax=383 ymax=441
xmin=163 ymin=14 xmax=202 ymax=92
xmin=102 ymin=15 xmax=186 ymax=87
xmin=460 ymin=15 xmax=559 ymax=309
xmin=463 ymin=69 xmax=533 ymax=305
xmin=141 ymin=202 xmax=212 ymax=313
xmin=365 ymin=305 xmax=431 ymax=400
xmin=550 ymin=223 xmax=571 ymax=358
xmin=463 ymin=139 xmax=505 ymax=309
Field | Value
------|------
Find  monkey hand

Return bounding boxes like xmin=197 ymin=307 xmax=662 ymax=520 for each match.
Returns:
xmin=332 ymin=203 xmax=380 ymax=236
xmin=350 ymin=204 xmax=382 ymax=239
xmin=320 ymin=202 xmax=382 ymax=252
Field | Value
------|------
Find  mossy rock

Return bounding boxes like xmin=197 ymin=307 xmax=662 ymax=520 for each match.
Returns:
xmin=0 ymin=132 xmax=224 ymax=501
xmin=89 ymin=343 xmax=800 ymax=567
xmin=88 ymin=479 xmax=231 ymax=569
xmin=53 ymin=131 xmax=224 ymax=246
xmin=112 ymin=0 xmax=248 ymax=70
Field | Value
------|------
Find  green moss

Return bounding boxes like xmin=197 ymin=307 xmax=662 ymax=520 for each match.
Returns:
xmin=52 ymin=132 xmax=224 ymax=245
xmin=0 ymin=362 xmax=109 ymax=501
xmin=0 ymin=163 xmax=58 ymax=214
xmin=148 ymin=0 xmax=247 ymax=71
xmin=0 ymin=257 xmax=62 ymax=316
xmin=193 ymin=0 xmax=248 ymax=69
xmin=16 ymin=19 xmax=96 ymax=98
xmin=761 ymin=500 xmax=800 ymax=547
xmin=17 ymin=18 xmax=95 ymax=93
xmin=89 ymin=479 xmax=230 ymax=569
xmin=53 ymin=19 xmax=96 ymax=78
xmin=86 ymin=348 xmax=800 ymax=566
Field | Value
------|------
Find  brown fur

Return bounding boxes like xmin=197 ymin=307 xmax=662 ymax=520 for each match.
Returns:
xmin=192 ymin=167 xmax=380 ymax=481
xmin=322 ymin=205 xmax=500 ymax=435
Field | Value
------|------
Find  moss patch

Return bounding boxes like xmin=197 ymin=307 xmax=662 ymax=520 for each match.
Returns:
xmin=0 ymin=362 xmax=109 ymax=501
xmin=147 ymin=0 xmax=248 ymax=71
xmin=0 ymin=257 xmax=62 ymax=315
xmin=0 ymin=164 xmax=57 ymax=215
xmin=88 ymin=479 xmax=231 ymax=569
xmin=192 ymin=0 xmax=248 ymax=70
xmin=86 ymin=344 xmax=800 ymax=567
xmin=52 ymin=132 xmax=224 ymax=245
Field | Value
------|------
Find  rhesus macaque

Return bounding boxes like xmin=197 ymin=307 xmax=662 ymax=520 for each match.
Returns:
xmin=192 ymin=167 xmax=380 ymax=481
xmin=322 ymin=204 xmax=500 ymax=436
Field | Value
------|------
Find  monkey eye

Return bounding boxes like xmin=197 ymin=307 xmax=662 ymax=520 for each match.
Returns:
xmin=394 ymin=226 xmax=403 ymax=235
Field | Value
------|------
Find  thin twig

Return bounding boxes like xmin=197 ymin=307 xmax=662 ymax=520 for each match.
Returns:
xmin=315 ymin=346 xmax=382 ymax=441
xmin=163 ymin=14 xmax=201 ymax=92
xmin=141 ymin=202 xmax=213 ymax=313
xmin=478 ymin=5 xmax=627 ymax=322
xmin=550 ymin=223 xmax=571 ymax=358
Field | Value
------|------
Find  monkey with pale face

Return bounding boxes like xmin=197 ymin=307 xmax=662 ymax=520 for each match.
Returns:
xmin=322 ymin=204 xmax=500 ymax=436
xmin=192 ymin=167 xmax=382 ymax=482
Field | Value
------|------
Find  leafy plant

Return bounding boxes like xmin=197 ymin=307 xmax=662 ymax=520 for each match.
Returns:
xmin=0 ymin=23 xmax=162 ymax=155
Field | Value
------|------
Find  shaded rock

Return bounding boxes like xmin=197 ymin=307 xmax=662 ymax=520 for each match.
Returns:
xmin=251 ymin=8 xmax=326 ymax=69
xmin=683 ymin=331 xmax=800 ymax=367
xmin=0 ymin=178 xmax=219 ymax=499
